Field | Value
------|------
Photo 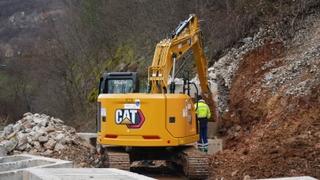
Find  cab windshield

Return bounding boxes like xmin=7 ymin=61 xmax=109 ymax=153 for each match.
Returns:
xmin=107 ymin=79 xmax=133 ymax=93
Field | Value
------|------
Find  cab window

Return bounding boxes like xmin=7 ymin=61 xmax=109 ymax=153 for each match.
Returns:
xmin=107 ymin=79 xmax=133 ymax=93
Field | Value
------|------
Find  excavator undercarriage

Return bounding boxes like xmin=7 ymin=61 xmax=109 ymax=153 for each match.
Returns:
xmin=99 ymin=145 xmax=209 ymax=179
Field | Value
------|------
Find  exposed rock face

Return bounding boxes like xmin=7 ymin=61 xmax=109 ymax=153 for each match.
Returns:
xmin=210 ymin=11 xmax=320 ymax=180
xmin=0 ymin=0 xmax=65 ymax=59
xmin=207 ymin=24 xmax=284 ymax=115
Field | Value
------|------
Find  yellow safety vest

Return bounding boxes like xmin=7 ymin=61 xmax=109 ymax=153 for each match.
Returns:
xmin=194 ymin=101 xmax=211 ymax=119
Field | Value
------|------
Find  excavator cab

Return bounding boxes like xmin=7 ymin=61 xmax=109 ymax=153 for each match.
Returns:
xmin=98 ymin=72 xmax=139 ymax=94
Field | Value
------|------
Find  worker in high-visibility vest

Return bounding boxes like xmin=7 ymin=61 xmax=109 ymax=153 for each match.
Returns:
xmin=194 ymin=96 xmax=211 ymax=153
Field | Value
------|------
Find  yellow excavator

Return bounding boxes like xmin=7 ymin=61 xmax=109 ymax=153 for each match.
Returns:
xmin=97 ymin=14 xmax=216 ymax=179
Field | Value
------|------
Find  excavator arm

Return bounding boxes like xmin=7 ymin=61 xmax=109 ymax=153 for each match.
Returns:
xmin=148 ymin=14 xmax=217 ymax=121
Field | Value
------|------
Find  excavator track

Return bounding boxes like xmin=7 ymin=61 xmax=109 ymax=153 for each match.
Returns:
xmin=102 ymin=148 xmax=130 ymax=171
xmin=177 ymin=146 xmax=209 ymax=179
xmin=99 ymin=146 xmax=208 ymax=178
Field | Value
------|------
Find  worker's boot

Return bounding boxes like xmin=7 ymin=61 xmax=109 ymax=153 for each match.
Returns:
xmin=203 ymin=146 xmax=208 ymax=153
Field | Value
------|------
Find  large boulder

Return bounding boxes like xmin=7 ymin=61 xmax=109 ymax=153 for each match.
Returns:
xmin=3 ymin=124 xmax=13 ymax=136
xmin=2 ymin=139 xmax=18 ymax=152
xmin=44 ymin=139 xmax=56 ymax=150
xmin=38 ymin=135 xmax=49 ymax=143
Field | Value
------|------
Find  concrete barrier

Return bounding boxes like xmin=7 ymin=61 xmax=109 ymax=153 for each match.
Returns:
xmin=207 ymin=138 xmax=223 ymax=154
xmin=24 ymin=168 xmax=156 ymax=180
xmin=257 ymin=177 xmax=318 ymax=180
xmin=77 ymin=132 xmax=97 ymax=146
xmin=208 ymin=122 xmax=219 ymax=138
xmin=0 ymin=154 xmax=73 ymax=180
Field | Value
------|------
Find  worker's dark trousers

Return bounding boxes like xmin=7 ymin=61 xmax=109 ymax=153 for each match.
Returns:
xmin=197 ymin=118 xmax=208 ymax=152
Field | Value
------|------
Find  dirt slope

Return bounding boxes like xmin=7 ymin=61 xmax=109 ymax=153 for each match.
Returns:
xmin=210 ymin=11 xmax=320 ymax=179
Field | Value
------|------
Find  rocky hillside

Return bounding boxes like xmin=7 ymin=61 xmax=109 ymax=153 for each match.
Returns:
xmin=209 ymin=6 xmax=320 ymax=179
xmin=1 ymin=0 xmax=319 ymax=131
xmin=0 ymin=0 xmax=64 ymax=60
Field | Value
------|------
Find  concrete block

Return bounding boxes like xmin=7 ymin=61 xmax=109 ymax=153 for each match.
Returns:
xmin=208 ymin=138 xmax=223 ymax=155
xmin=77 ymin=133 xmax=97 ymax=146
xmin=24 ymin=168 xmax=156 ymax=180
xmin=192 ymin=138 xmax=224 ymax=154
xmin=0 ymin=154 xmax=73 ymax=180
xmin=208 ymin=122 xmax=219 ymax=138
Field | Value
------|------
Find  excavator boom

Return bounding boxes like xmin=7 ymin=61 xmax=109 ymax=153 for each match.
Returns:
xmin=148 ymin=14 xmax=216 ymax=121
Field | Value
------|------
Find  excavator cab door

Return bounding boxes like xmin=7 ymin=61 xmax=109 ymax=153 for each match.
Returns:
xmin=99 ymin=72 xmax=139 ymax=94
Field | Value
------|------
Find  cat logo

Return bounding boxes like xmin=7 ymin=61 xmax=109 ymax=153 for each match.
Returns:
xmin=115 ymin=109 xmax=145 ymax=129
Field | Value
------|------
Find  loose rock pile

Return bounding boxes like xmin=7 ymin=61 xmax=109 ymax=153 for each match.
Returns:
xmin=0 ymin=113 xmax=88 ymax=158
